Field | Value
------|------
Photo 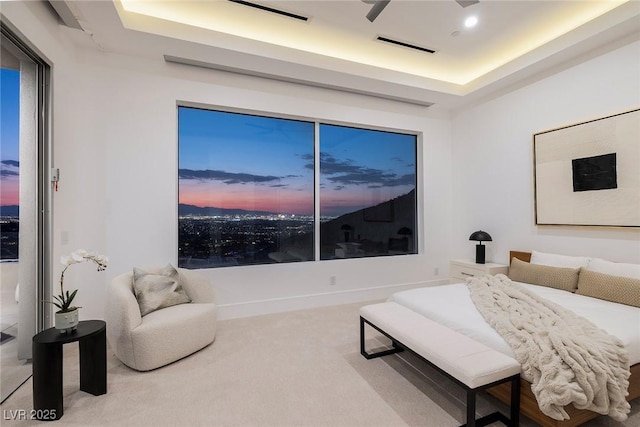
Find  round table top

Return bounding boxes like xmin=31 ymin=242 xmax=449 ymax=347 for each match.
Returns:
xmin=32 ymin=320 xmax=106 ymax=345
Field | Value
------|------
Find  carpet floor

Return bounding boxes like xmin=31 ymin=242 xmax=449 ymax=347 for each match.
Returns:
xmin=0 ymin=301 xmax=638 ymax=426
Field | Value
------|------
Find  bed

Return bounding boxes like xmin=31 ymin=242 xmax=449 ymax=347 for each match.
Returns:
xmin=388 ymin=251 xmax=640 ymax=427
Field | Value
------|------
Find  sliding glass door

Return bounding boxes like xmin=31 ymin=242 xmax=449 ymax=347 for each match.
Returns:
xmin=0 ymin=22 xmax=50 ymax=402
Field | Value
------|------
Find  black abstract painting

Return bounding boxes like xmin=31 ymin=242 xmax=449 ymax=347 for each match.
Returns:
xmin=572 ymin=153 xmax=617 ymax=192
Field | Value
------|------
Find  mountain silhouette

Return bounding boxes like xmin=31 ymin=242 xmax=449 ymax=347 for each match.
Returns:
xmin=179 ymin=204 xmax=281 ymax=217
xmin=276 ymin=189 xmax=416 ymax=260
xmin=0 ymin=205 xmax=19 ymax=216
xmin=320 ymin=189 xmax=415 ymax=243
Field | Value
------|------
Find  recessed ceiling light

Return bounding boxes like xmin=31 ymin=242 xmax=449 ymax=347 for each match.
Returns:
xmin=464 ymin=16 xmax=478 ymax=28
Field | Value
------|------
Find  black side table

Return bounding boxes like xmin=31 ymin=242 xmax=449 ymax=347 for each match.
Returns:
xmin=32 ymin=320 xmax=107 ymax=421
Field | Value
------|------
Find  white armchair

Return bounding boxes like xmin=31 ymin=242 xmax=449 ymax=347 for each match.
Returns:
xmin=106 ymin=267 xmax=217 ymax=371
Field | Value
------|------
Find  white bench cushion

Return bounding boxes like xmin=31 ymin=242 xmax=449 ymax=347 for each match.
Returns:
xmin=360 ymin=302 xmax=521 ymax=389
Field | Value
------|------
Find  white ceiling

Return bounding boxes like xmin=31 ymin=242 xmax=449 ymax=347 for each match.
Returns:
xmin=54 ymin=0 xmax=640 ymax=109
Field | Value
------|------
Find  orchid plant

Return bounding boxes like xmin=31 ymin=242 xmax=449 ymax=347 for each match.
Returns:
xmin=53 ymin=249 xmax=108 ymax=313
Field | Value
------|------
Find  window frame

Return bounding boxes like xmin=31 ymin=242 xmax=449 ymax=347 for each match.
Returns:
xmin=176 ymin=102 xmax=421 ymax=268
xmin=317 ymin=122 xmax=419 ymax=260
xmin=0 ymin=20 xmax=52 ymax=364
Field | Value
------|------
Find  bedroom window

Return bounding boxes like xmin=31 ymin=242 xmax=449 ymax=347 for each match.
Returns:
xmin=178 ymin=106 xmax=418 ymax=268
xmin=319 ymin=124 xmax=417 ymax=260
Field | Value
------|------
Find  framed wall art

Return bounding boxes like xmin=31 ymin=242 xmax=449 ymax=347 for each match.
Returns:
xmin=534 ymin=108 xmax=640 ymax=227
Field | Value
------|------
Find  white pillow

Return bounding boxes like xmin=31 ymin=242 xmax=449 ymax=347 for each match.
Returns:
xmin=587 ymin=258 xmax=640 ymax=280
xmin=530 ymin=250 xmax=591 ymax=269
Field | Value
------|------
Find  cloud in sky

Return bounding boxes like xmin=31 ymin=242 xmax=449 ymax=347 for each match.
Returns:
xmin=391 ymin=157 xmax=415 ymax=168
xmin=179 ymin=168 xmax=284 ymax=185
xmin=0 ymin=160 xmax=19 ymax=206
xmin=306 ymin=153 xmax=414 ymax=189
xmin=0 ymin=160 xmax=19 ymax=178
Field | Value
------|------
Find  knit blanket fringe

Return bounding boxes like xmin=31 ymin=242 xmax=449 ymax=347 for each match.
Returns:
xmin=467 ymin=274 xmax=630 ymax=421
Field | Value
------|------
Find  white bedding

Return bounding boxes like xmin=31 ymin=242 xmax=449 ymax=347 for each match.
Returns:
xmin=388 ymin=281 xmax=640 ymax=365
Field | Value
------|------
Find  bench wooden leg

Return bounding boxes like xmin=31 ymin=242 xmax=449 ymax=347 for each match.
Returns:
xmin=360 ymin=317 xmax=404 ymax=360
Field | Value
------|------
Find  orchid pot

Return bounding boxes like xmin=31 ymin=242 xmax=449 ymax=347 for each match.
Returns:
xmin=54 ymin=308 xmax=79 ymax=334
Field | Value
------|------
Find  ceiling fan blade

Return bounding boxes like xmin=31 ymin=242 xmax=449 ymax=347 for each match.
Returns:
xmin=455 ymin=0 xmax=479 ymax=7
xmin=364 ymin=0 xmax=390 ymax=23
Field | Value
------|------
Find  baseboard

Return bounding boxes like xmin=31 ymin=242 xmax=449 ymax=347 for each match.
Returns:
xmin=217 ymin=279 xmax=448 ymax=320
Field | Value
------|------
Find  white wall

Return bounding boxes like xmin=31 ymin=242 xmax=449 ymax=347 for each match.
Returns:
xmin=451 ymin=40 xmax=640 ymax=265
xmin=95 ymin=53 xmax=452 ymax=320
xmin=2 ymin=2 xmax=453 ymax=322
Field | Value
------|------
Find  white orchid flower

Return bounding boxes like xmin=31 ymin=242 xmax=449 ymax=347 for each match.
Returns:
xmin=53 ymin=249 xmax=109 ymax=313
xmin=71 ymin=249 xmax=88 ymax=262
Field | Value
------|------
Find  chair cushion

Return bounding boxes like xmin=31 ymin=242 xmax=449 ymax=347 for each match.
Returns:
xmin=131 ymin=302 xmax=217 ymax=370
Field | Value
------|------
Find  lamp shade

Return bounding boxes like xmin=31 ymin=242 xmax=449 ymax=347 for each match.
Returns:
xmin=469 ymin=230 xmax=492 ymax=264
xmin=469 ymin=230 xmax=492 ymax=242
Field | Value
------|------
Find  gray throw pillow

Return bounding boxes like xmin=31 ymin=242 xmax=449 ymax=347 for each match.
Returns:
xmin=133 ymin=264 xmax=191 ymax=316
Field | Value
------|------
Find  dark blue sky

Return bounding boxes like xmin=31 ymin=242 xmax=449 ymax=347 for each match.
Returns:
xmin=1 ymin=68 xmax=20 ymax=206
xmin=1 ymin=68 xmax=19 ymax=160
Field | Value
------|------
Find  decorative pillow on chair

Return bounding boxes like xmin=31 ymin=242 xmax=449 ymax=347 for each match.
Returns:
xmin=133 ymin=264 xmax=191 ymax=316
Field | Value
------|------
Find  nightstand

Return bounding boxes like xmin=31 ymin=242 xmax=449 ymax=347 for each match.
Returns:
xmin=449 ymin=259 xmax=509 ymax=283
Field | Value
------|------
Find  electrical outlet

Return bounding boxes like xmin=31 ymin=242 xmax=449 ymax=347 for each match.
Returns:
xmin=434 ymin=267 xmax=439 ymax=276
xmin=329 ymin=275 xmax=336 ymax=286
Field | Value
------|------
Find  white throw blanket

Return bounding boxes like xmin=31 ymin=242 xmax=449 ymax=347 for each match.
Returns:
xmin=467 ymin=274 xmax=630 ymax=421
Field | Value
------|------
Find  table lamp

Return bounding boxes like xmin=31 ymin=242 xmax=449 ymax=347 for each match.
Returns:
xmin=469 ymin=230 xmax=492 ymax=264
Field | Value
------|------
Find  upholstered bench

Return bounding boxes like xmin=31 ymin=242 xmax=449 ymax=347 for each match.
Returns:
xmin=360 ymin=302 xmax=521 ymax=427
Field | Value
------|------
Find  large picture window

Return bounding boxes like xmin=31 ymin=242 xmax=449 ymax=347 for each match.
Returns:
xmin=178 ymin=107 xmax=315 ymax=268
xmin=319 ymin=124 xmax=417 ymax=259
xmin=178 ymin=106 xmax=418 ymax=268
